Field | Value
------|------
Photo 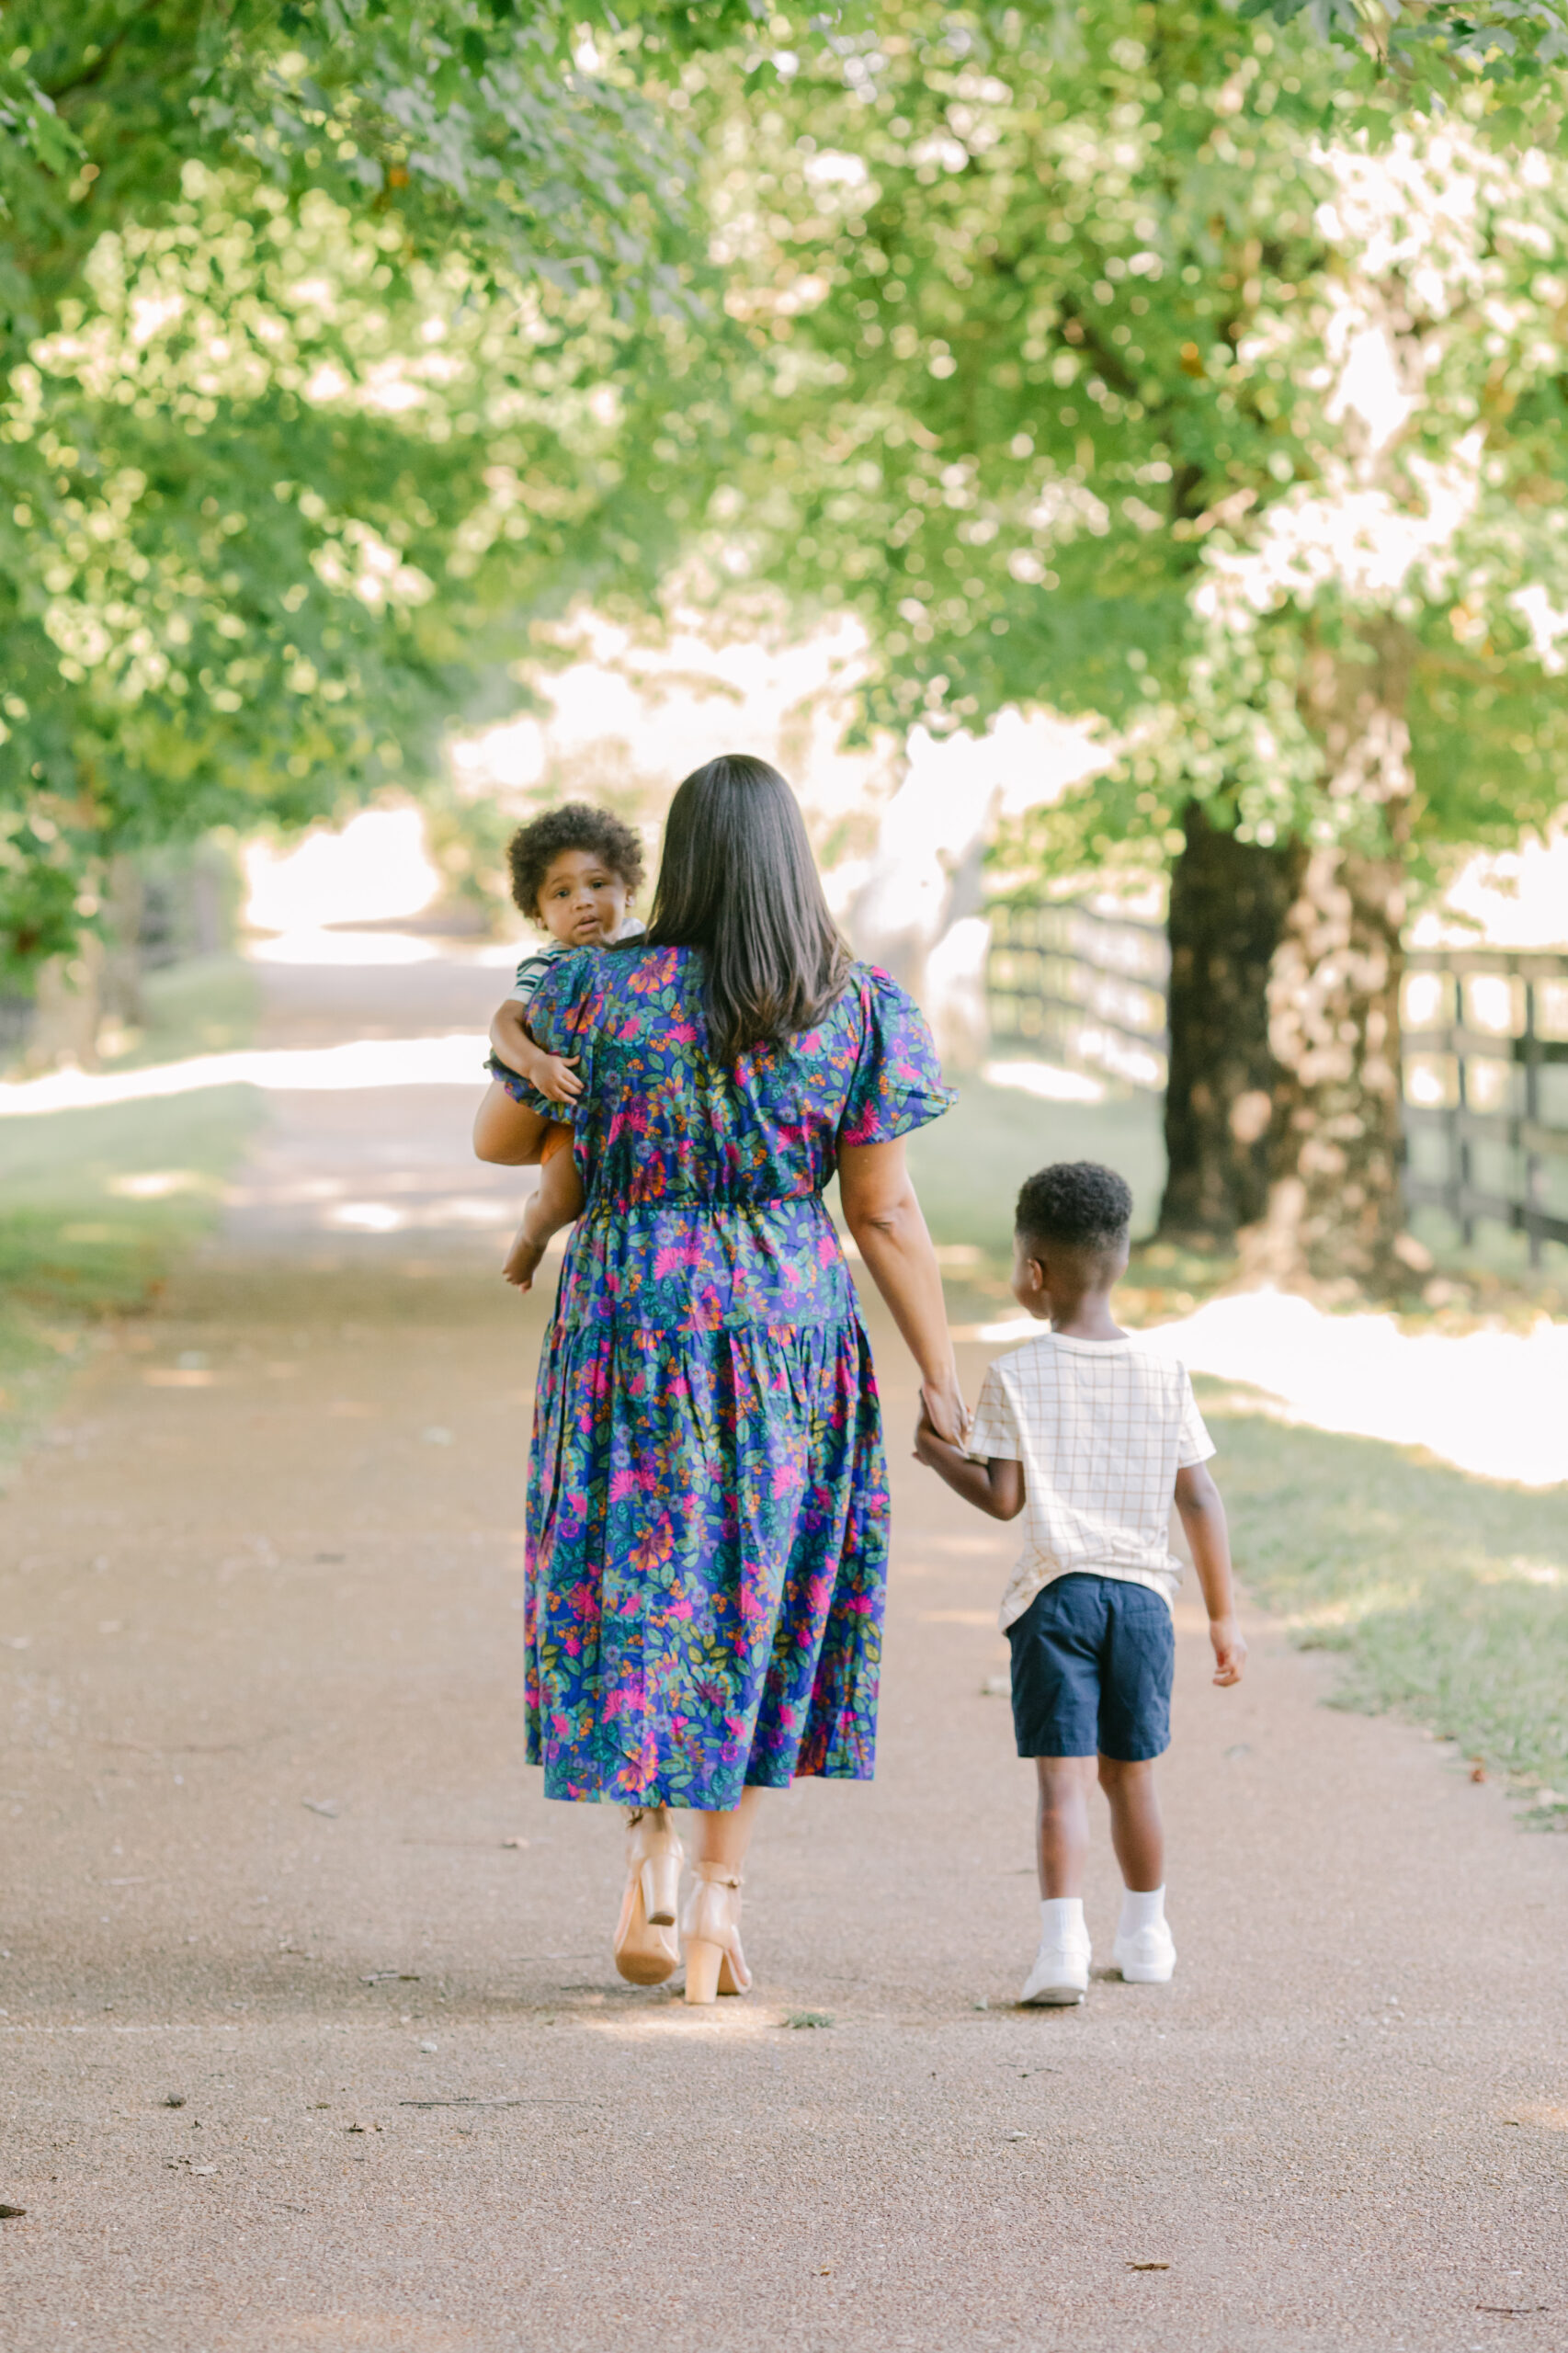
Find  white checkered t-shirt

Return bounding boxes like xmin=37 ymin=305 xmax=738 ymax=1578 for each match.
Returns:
xmin=965 ymin=1331 xmax=1216 ymax=1631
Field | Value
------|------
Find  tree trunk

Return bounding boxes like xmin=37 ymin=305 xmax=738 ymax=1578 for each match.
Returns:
xmin=27 ymin=933 xmax=104 ymax=1072
xmin=1241 ymin=635 xmax=1415 ymax=1294
xmin=1158 ymin=802 xmax=1303 ymax=1247
xmin=100 ymin=853 xmax=146 ymax=1029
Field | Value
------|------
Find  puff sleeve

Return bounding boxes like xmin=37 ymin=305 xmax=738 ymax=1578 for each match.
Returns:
xmin=837 ymin=965 xmax=957 ymax=1147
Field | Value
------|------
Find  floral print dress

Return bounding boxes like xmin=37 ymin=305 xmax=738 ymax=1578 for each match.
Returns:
xmin=494 ymin=942 xmax=953 ymax=1810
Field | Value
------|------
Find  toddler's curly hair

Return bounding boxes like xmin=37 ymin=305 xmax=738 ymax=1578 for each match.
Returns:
xmin=506 ymin=801 xmax=645 ymax=920
xmin=1016 ymin=1161 xmax=1133 ymax=1254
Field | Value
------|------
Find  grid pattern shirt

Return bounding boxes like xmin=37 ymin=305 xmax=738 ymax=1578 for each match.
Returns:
xmin=966 ymin=1330 xmax=1215 ymax=1630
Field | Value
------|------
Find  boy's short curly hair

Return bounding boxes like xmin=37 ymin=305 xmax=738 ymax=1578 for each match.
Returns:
xmin=1016 ymin=1161 xmax=1133 ymax=1255
xmin=506 ymin=801 xmax=645 ymax=919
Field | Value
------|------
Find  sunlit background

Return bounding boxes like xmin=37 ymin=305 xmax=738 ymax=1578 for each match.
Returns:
xmin=4 ymin=1 xmax=1568 ymax=1843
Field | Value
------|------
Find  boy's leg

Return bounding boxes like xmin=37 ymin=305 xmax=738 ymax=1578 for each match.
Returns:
xmin=503 ymin=1128 xmax=584 ymax=1290
xmin=1010 ymin=1580 xmax=1108 ymax=2006
xmin=1096 ymin=1756 xmax=1165 ymax=1893
xmin=1096 ymin=1585 xmax=1178 ymax=1983
xmin=1033 ymin=1756 xmax=1097 ymax=1898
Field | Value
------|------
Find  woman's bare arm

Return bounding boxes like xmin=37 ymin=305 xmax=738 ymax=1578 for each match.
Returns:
xmin=838 ymin=1137 xmax=965 ymax=1443
xmin=472 ymin=1080 xmax=551 ymax=1166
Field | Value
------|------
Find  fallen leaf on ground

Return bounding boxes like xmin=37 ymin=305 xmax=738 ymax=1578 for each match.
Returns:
xmin=1128 ymin=2261 xmax=1170 ymax=2271
xmin=1470 ymin=1763 xmax=1488 ymax=1783
xmin=301 ymin=1799 xmax=339 ymax=1818
xmin=781 ymin=2010 xmax=834 ymax=2029
xmin=501 ymin=1836 xmax=529 ymax=1850
xmin=0 ymin=2205 xmax=26 ymax=2220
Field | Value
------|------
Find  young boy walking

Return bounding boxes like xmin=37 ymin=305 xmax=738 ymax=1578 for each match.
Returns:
xmin=915 ymin=1160 xmax=1245 ymax=2006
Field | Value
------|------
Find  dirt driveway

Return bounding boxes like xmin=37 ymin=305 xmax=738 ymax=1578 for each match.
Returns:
xmin=2 ymin=941 xmax=1564 ymax=2352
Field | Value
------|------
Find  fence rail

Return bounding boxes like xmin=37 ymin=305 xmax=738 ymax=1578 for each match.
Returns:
xmin=988 ymin=907 xmax=1568 ymax=1262
xmin=987 ymin=901 xmax=1169 ymax=1093
xmin=1402 ymin=949 xmax=1568 ymax=1265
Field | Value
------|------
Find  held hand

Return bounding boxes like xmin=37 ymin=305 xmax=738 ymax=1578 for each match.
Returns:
xmin=912 ymin=1404 xmax=942 ymax=1467
xmin=1209 ymin=1613 xmax=1247 ymax=1688
xmin=919 ymin=1374 xmax=968 ymax=1449
xmin=534 ymin=1053 xmax=583 ymax=1108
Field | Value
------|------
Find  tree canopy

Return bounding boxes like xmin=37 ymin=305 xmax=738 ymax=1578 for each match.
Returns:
xmin=0 ymin=0 xmax=747 ymax=987
xmin=690 ymin=0 xmax=1568 ymax=858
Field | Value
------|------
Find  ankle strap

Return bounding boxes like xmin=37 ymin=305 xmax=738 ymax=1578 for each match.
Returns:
xmin=693 ymin=1863 xmax=743 ymax=1889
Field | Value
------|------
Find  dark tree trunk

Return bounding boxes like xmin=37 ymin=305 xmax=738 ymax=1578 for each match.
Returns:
xmin=1243 ymin=632 xmax=1415 ymax=1294
xmin=1158 ymin=801 xmax=1303 ymax=1247
xmin=1245 ymin=836 xmax=1408 ymax=1292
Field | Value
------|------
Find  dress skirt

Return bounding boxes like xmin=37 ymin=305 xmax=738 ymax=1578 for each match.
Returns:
xmin=524 ymin=1296 xmax=889 ymax=1809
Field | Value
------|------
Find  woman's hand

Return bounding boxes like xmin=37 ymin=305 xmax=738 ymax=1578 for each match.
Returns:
xmin=919 ymin=1372 xmax=968 ymax=1449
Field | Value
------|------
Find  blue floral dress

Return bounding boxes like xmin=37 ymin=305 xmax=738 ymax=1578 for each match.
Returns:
xmin=493 ymin=942 xmax=953 ymax=1809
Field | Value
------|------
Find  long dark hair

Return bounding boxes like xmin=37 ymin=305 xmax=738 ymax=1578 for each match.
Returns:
xmin=640 ymin=754 xmax=851 ymax=1063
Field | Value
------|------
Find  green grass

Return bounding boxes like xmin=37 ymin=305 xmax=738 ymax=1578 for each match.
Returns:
xmin=0 ymin=954 xmax=263 ymax=1471
xmin=905 ymin=1074 xmax=1165 ymax=1260
xmin=116 ymin=951 xmax=260 ymax=1068
xmin=1205 ymin=1389 xmax=1568 ymax=1811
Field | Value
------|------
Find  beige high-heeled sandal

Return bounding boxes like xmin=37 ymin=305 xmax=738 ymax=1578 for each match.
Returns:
xmin=681 ymin=1863 xmax=751 ymax=2006
xmin=612 ymin=1808 xmax=684 ymax=1987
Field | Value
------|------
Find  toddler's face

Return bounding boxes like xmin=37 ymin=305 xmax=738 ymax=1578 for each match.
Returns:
xmin=535 ymin=848 xmax=631 ymax=948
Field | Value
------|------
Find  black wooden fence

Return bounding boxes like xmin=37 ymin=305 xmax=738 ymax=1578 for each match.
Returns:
xmin=1402 ymin=949 xmax=1568 ymax=1264
xmin=987 ymin=901 xmax=1169 ymax=1093
xmin=989 ymin=904 xmax=1568 ymax=1261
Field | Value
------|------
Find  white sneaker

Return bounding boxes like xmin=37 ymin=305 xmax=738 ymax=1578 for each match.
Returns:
xmin=1112 ymin=1918 xmax=1176 ymax=1984
xmin=1019 ymin=1935 xmax=1091 ymax=2006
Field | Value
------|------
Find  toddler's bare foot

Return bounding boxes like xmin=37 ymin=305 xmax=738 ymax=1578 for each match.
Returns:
xmin=503 ymin=1227 xmax=547 ymax=1290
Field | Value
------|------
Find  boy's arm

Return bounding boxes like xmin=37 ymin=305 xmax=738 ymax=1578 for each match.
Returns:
xmin=1174 ymin=1462 xmax=1246 ymax=1687
xmin=488 ymin=1000 xmax=582 ymax=1104
xmin=913 ymin=1408 xmax=1024 ymax=1521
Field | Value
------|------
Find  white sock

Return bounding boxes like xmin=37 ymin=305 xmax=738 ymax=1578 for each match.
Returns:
xmin=1040 ymin=1896 xmax=1086 ymax=1945
xmin=1119 ymin=1885 xmax=1166 ymax=1938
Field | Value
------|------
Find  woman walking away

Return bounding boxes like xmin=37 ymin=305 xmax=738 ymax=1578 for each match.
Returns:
xmin=473 ymin=754 xmax=962 ymax=2003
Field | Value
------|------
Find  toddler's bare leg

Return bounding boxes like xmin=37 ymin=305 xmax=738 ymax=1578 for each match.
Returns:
xmin=1097 ymin=1755 xmax=1165 ymax=1893
xmin=1033 ymin=1756 xmax=1096 ymax=1898
xmin=502 ymin=1131 xmax=584 ymax=1290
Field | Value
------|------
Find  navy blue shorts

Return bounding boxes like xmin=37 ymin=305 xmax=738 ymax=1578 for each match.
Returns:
xmin=1007 ymin=1574 xmax=1175 ymax=1761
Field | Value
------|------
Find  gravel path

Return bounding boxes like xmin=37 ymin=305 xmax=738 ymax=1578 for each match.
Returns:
xmin=1 ymin=942 xmax=1563 ymax=2352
